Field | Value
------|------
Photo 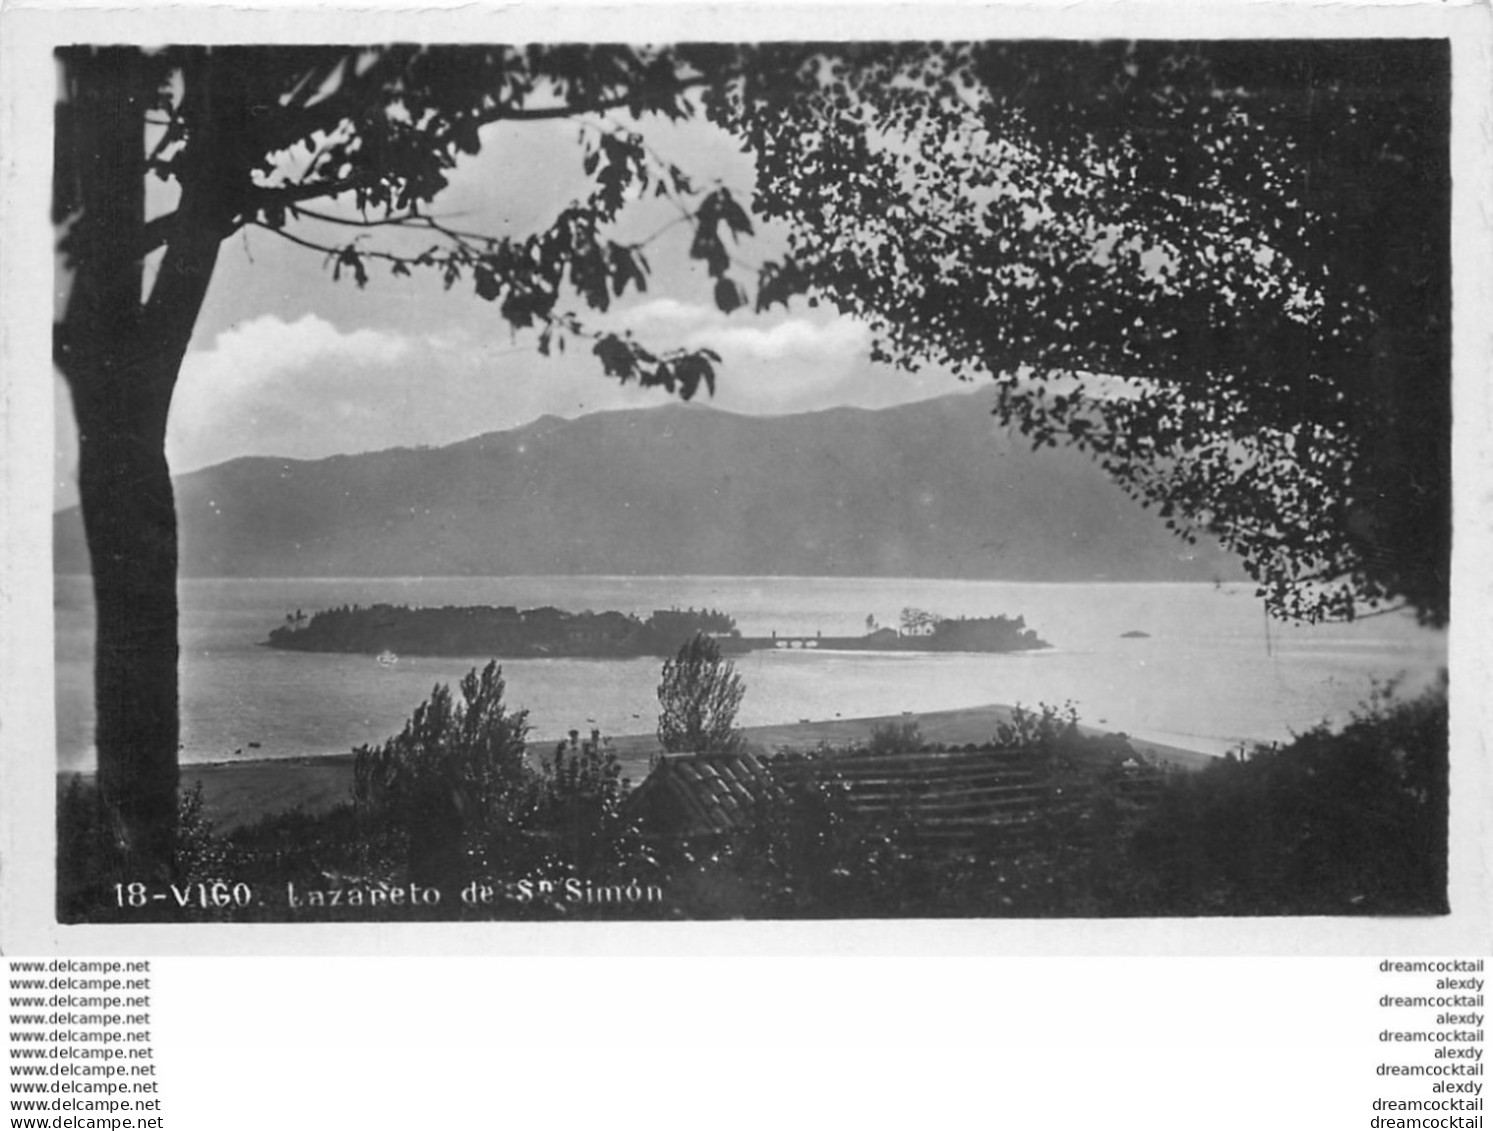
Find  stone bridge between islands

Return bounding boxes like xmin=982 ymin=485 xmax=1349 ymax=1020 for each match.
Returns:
xmin=769 ymin=634 xmax=822 ymax=649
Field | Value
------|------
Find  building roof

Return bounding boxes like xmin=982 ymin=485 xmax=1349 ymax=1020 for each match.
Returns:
xmin=773 ymin=749 xmax=1048 ymax=845
xmin=626 ymin=747 xmax=1054 ymax=847
xmin=624 ymin=752 xmax=789 ymax=837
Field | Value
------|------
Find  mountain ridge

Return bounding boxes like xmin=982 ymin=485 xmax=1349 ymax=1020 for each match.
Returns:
xmin=53 ymin=393 xmax=1247 ymax=583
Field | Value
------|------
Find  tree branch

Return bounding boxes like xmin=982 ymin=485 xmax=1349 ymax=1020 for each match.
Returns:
xmin=482 ymin=77 xmax=713 ymax=124
xmin=250 ymin=175 xmax=372 ymax=209
xmin=248 ymin=219 xmax=383 ymax=259
xmin=262 ymin=58 xmax=715 ymax=174
xmin=285 ymin=205 xmax=510 ymax=249
xmin=259 ymin=49 xmax=407 ymax=157
xmin=284 ymin=204 xmax=427 ymax=229
xmin=1347 ymin=602 xmax=1412 ymax=621
xmin=140 ymin=212 xmax=178 ymax=257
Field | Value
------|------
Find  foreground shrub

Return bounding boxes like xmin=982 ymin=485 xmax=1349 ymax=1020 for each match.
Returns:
xmin=1130 ymin=679 xmax=1448 ymax=915
xmin=867 ymin=718 xmax=924 ymax=755
xmin=354 ymin=661 xmax=536 ymax=887
xmin=58 ymin=778 xmax=237 ymax=923
xmin=533 ymin=731 xmax=659 ymax=883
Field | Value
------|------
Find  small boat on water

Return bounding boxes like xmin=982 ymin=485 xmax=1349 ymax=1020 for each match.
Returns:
xmin=376 ymin=650 xmax=399 ymax=667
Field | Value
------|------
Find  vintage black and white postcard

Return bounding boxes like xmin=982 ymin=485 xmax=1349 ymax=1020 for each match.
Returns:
xmin=2 ymin=0 xmax=1489 ymax=955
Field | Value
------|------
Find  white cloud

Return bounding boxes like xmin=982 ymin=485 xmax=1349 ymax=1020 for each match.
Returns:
xmin=580 ymin=304 xmax=883 ymax=413
xmin=677 ymin=313 xmax=876 ymax=412
xmin=687 ymin=314 xmax=871 ymax=364
xmin=614 ymin=303 xmax=872 ymax=369
xmin=183 ymin=314 xmax=411 ymax=394
xmin=618 ymin=298 xmax=718 ymax=329
xmin=166 ymin=315 xmax=416 ymax=472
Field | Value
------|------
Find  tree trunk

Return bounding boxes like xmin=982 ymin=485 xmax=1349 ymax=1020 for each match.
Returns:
xmin=60 ymin=279 xmax=224 ymax=887
xmin=56 ymin=47 xmax=232 ymax=884
xmin=68 ymin=378 xmax=182 ymax=879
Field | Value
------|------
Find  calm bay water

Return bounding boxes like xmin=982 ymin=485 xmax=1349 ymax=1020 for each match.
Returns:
xmin=53 ymin=575 xmax=1447 ymax=771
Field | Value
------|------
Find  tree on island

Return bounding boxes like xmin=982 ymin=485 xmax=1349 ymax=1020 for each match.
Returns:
xmin=56 ymin=42 xmax=1449 ymax=882
xmin=899 ymin=607 xmax=942 ymax=636
xmin=656 ymin=634 xmax=747 ymax=756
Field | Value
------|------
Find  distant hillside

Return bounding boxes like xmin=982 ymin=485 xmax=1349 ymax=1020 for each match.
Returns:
xmin=53 ymin=393 xmax=1247 ymax=582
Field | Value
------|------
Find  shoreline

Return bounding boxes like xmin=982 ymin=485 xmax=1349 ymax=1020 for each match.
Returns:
xmin=59 ymin=703 xmax=1217 ymax=834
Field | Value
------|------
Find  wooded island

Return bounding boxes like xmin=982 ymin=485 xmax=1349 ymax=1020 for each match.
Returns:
xmin=264 ymin=603 xmax=1051 ymax=658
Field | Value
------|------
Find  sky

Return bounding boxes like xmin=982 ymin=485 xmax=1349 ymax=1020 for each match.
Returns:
xmin=51 ymin=105 xmax=969 ymax=510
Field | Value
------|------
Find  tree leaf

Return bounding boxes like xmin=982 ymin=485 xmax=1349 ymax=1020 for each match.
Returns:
xmin=713 ymin=276 xmax=745 ymax=314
